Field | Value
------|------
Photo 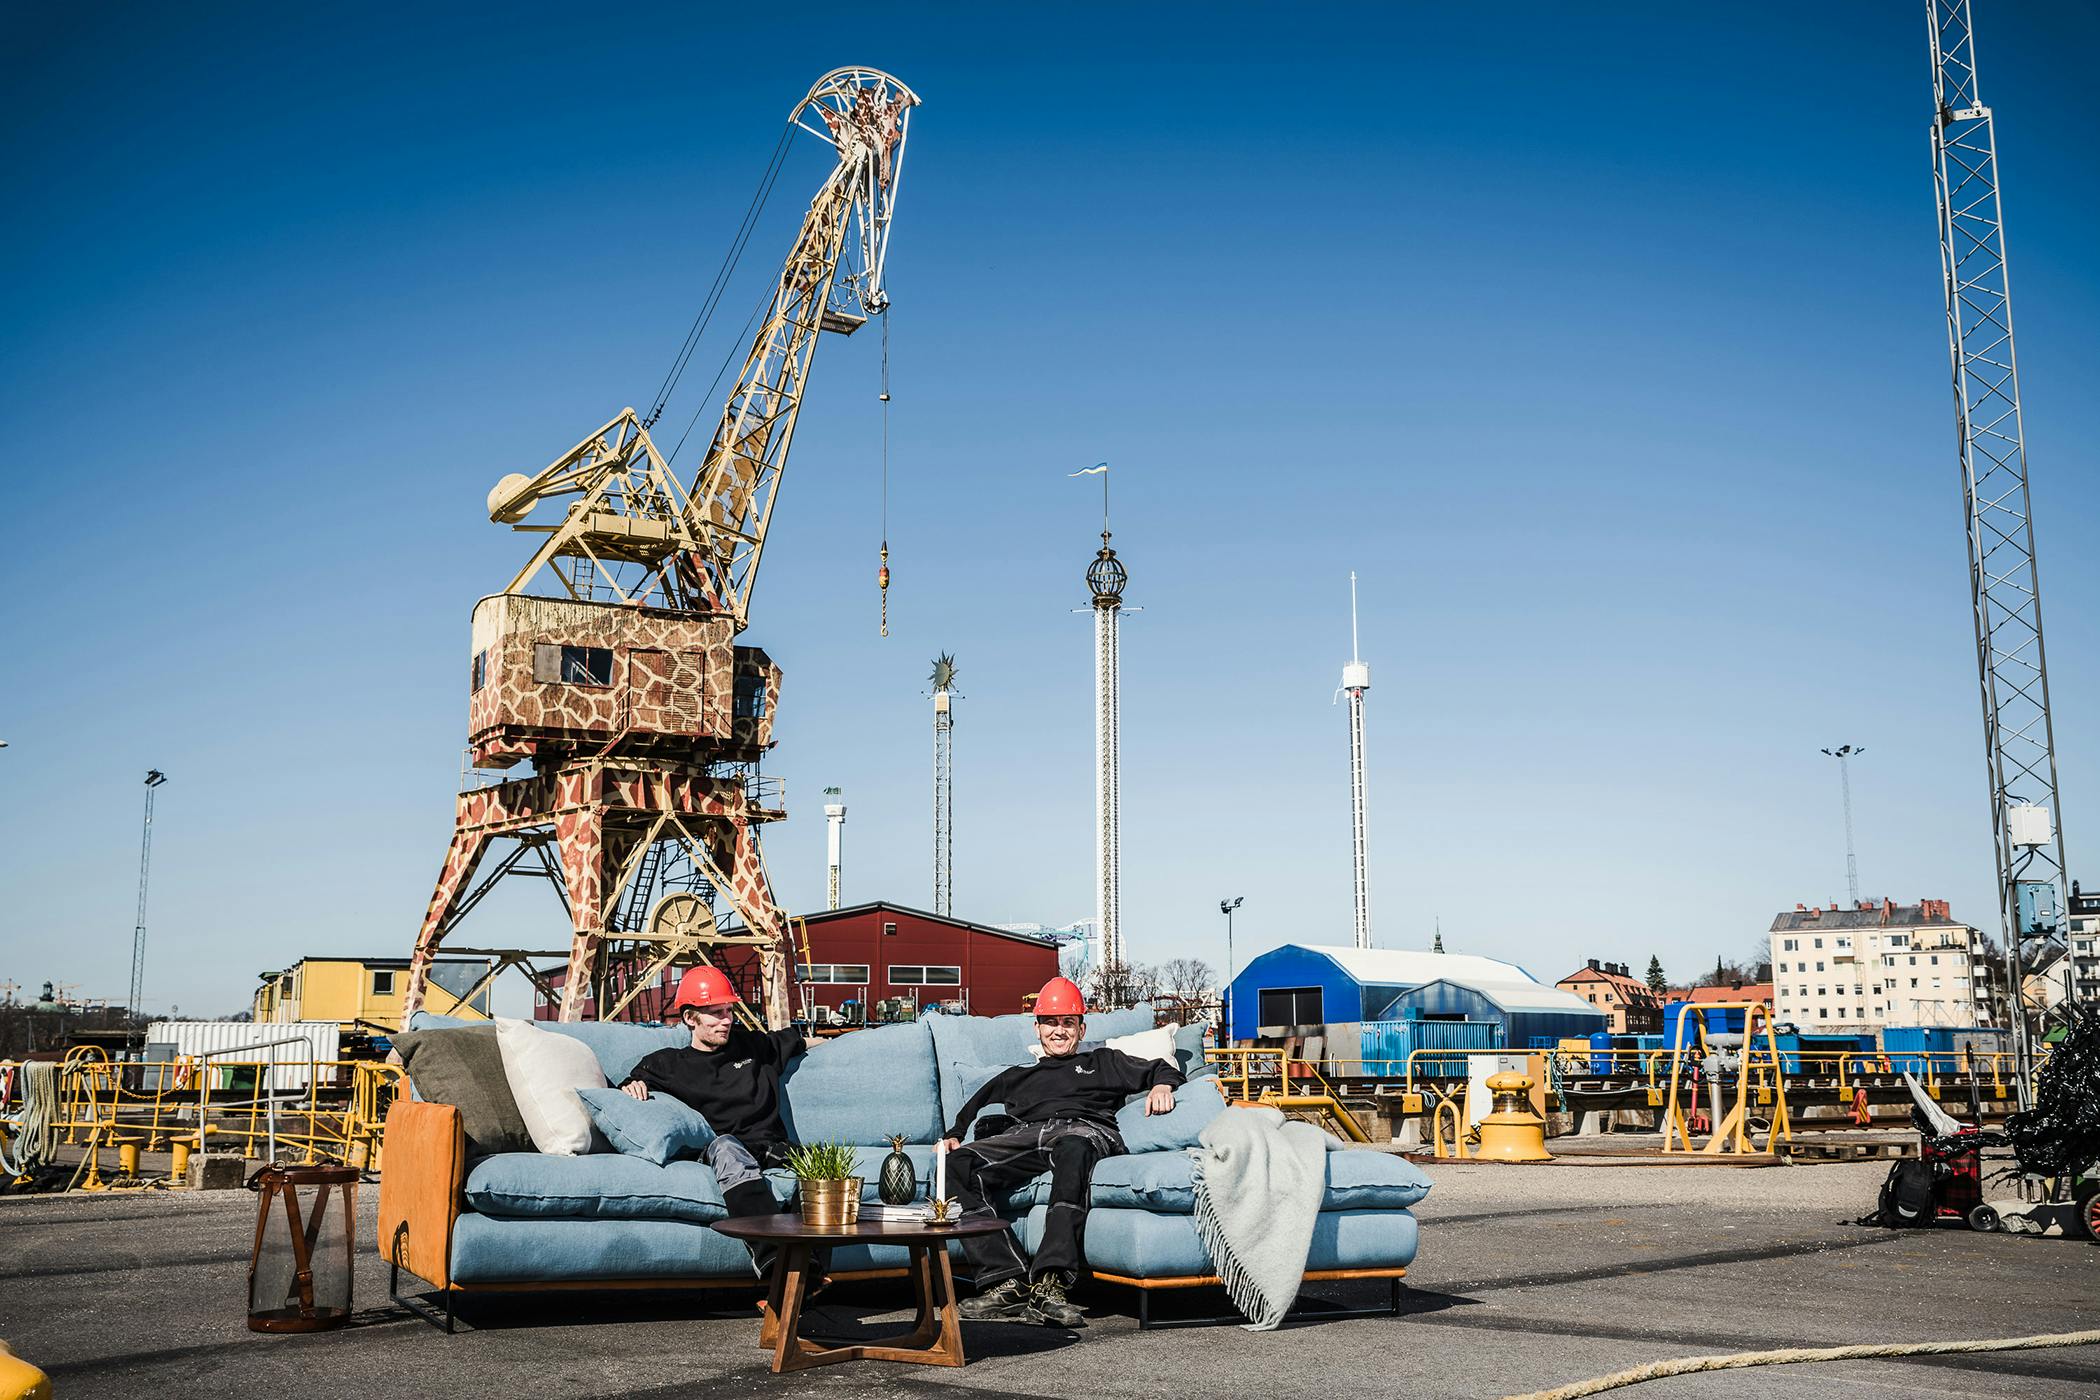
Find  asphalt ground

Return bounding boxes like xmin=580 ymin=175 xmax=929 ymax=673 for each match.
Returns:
xmin=2 ymin=1160 xmax=2095 ymax=1399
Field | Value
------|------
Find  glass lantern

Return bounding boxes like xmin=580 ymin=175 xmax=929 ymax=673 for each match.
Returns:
xmin=247 ymin=1164 xmax=358 ymax=1332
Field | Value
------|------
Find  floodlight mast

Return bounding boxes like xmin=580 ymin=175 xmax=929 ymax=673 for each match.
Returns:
xmin=1928 ymin=1 xmax=2069 ymax=1098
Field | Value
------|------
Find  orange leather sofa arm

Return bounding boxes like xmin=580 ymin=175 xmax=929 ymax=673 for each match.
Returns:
xmin=377 ymin=1099 xmax=465 ymax=1289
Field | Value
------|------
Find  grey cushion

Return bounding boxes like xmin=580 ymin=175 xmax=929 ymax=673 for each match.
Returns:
xmin=394 ymin=1026 xmax=532 ymax=1157
xmin=465 ymin=1151 xmax=737 ymax=1224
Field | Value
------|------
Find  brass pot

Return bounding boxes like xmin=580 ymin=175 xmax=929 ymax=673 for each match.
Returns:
xmin=798 ymin=1176 xmax=863 ymax=1229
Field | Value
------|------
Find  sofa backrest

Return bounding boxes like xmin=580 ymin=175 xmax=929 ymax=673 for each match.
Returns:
xmin=780 ymin=1020 xmax=942 ymax=1147
xmin=405 ymin=1011 xmax=685 ymax=1085
xmin=924 ymin=1005 xmax=1158 ymax=1126
xmin=406 ymin=1004 xmax=1160 ymax=1149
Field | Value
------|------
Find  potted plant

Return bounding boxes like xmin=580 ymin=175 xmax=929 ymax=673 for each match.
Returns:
xmin=783 ymin=1140 xmax=862 ymax=1228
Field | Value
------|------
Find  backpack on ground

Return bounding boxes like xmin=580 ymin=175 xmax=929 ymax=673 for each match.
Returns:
xmin=1876 ymin=1158 xmax=1936 ymax=1227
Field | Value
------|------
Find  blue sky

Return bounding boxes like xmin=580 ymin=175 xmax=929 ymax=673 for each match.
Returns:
xmin=3 ymin=3 xmax=2097 ymax=1018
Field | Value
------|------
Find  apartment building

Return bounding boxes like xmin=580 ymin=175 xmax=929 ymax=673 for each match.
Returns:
xmin=1768 ymin=898 xmax=1992 ymax=1030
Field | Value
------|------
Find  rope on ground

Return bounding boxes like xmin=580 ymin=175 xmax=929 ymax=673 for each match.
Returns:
xmin=1506 ymin=1328 xmax=2100 ymax=1400
xmin=0 ymin=1062 xmax=59 ymax=1176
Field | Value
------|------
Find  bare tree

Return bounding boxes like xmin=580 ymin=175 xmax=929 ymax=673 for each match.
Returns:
xmin=1155 ymin=957 xmax=1216 ymax=1003
xmin=1087 ymin=961 xmax=1159 ymax=1011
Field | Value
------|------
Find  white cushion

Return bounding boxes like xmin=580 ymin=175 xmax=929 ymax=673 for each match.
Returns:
xmin=1029 ymin=1022 xmax=1180 ymax=1066
xmin=495 ymin=1017 xmax=607 ymax=1155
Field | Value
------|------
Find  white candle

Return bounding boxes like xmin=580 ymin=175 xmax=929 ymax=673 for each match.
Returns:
xmin=934 ymin=1140 xmax=947 ymax=1205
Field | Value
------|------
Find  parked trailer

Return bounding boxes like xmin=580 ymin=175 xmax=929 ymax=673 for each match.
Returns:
xmin=146 ymin=1021 xmax=341 ymax=1092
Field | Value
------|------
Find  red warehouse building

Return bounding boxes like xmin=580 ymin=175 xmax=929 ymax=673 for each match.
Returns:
xmin=798 ymin=902 xmax=1060 ymax=1021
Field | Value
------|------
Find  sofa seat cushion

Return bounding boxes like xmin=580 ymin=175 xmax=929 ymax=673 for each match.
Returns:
xmin=1016 ymin=1205 xmax=1419 ymax=1280
xmin=447 ymin=1212 xmax=949 ymax=1284
xmin=465 ymin=1152 xmax=736 ymax=1225
xmin=1003 ymin=1146 xmax=1433 ymax=1215
xmin=763 ymin=1143 xmax=940 ymax=1203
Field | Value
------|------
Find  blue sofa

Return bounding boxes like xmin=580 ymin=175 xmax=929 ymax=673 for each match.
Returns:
xmin=377 ymin=1008 xmax=1429 ymax=1327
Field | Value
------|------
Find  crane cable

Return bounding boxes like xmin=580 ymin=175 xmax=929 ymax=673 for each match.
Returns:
xmin=878 ymin=309 xmax=891 ymax=637
xmin=1506 ymin=1329 xmax=2100 ymax=1400
xmin=645 ymin=119 xmax=797 ymax=431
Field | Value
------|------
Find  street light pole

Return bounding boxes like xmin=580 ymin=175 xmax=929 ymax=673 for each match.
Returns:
xmin=1219 ymin=896 xmax=1244 ymax=1043
xmin=1820 ymin=745 xmax=1864 ymax=906
xmin=128 ymin=769 xmax=168 ymax=1034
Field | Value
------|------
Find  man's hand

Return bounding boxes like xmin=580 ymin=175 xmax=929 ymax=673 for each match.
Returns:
xmin=1143 ymin=1084 xmax=1176 ymax=1116
xmin=939 ymin=1137 xmax=962 ymax=1153
xmin=620 ymin=1081 xmax=650 ymax=1101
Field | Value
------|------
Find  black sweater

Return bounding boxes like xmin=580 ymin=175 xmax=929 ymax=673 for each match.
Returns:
xmin=946 ymin=1047 xmax=1185 ymax=1139
xmin=621 ymin=1026 xmax=805 ymax=1149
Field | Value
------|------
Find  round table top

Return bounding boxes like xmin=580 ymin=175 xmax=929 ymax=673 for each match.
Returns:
xmin=711 ymin=1211 xmax=1007 ymax=1244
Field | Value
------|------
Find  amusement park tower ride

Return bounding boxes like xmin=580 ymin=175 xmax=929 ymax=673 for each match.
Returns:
xmin=404 ymin=69 xmax=919 ymax=1028
xmin=931 ymin=654 xmax=958 ymax=918
xmin=1087 ymin=514 xmax=1129 ymax=972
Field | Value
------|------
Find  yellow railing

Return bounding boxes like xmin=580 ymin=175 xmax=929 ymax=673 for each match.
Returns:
xmin=42 ymin=1053 xmax=403 ymax=1178
xmin=1202 ymin=1047 xmax=1371 ymax=1141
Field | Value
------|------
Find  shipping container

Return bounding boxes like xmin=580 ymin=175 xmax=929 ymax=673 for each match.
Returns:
xmin=146 ymin=1021 xmax=341 ymax=1092
xmin=1879 ymin=1025 xmax=2009 ymax=1075
xmin=1358 ymin=1016 xmax=1497 ymax=1077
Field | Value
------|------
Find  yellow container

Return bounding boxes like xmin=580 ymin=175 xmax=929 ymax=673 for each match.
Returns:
xmin=798 ymin=1177 xmax=863 ymax=1229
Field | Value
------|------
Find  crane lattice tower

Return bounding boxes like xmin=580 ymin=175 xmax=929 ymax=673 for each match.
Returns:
xmin=1928 ymin=1 xmax=2072 ymax=1074
xmin=403 ymin=70 xmax=919 ymax=1028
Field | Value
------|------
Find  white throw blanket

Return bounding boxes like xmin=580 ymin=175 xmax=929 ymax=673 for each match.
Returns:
xmin=1190 ymin=1104 xmax=1346 ymax=1330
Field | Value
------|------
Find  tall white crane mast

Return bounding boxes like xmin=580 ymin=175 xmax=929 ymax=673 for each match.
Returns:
xmin=1928 ymin=0 xmax=2070 ymax=1096
xmin=1340 ymin=574 xmax=1372 ymax=949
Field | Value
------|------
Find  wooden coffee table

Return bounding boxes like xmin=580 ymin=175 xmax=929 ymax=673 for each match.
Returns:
xmin=711 ymin=1213 xmax=1009 ymax=1374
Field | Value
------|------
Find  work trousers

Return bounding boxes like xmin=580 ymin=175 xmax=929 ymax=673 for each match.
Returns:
xmin=951 ymin=1119 xmax=1123 ymax=1288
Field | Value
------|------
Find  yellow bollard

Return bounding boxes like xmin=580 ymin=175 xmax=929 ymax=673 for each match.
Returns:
xmin=116 ymin=1138 xmax=141 ymax=1177
xmin=1474 ymin=1071 xmax=1551 ymax=1163
xmin=0 ymin=1341 xmax=53 ymax=1400
xmin=170 ymin=1137 xmax=192 ymax=1181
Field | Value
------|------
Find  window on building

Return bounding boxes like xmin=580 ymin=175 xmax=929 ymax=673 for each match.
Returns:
xmin=1783 ymin=939 xmax=1798 ymax=952
xmin=1813 ymin=938 xmax=1824 ymax=949
xmin=1604 ymin=993 xmax=1614 ymax=1003
xmin=882 ymin=921 xmax=898 ymax=936
xmin=1908 ymin=956 xmax=1917 ymax=966
xmin=1258 ymin=986 xmax=1324 ymax=1028
xmin=734 ymin=673 xmax=768 ymax=719
xmin=888 ymin=965 xmax=961 ymax=987
xmin=1817 ymin=986 xmax=1826 ymax=997
xmin=533 ymin=643 xmax=613 ymax=686
xmin=1930 ymin=955 xmax=1939 ymax=965
xmin=371 ymin=970 xmax=396 ymax=996
xmin=1932 ymin=978 xmax=1942 ymax=990
xmin=1819 ymin=1008 xmax=1828 ymax=1019
xmin=471 ymin=650 xmax=487 ymax=692
xmin=1888 ymin=933 xmax=1909 ymax=948
xmin=805 ymin=964 xmax=871 ymax=983
xmin=1816 ymin=961 xmax=1825 ymax=972
xmin=1777 ymin=961 xmax=1788 ymax=973
xmin=1910 ymin=978 xmax=1919 ymax=989
xmin=1836 ymin=936 xmax=1851 ymax=950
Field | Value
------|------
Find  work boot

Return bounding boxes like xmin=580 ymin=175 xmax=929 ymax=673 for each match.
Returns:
xmin=957 ymin=1277 xmax=1032 ymax=1321
xmin=1026 ymin=1274 xmax=1086 ymax=1329
xmin=722 ymin=1181 xmax=782 ymax=1275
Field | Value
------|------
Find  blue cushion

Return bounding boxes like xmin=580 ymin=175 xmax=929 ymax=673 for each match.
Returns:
xmin=447 ymin=1212 xmax=943 ymax=1283
xmin=1172 ymin=1021 xmax=1209 ymax=1075
xmin=780 ymin=1019 xmax=942 ymax=1146
xmin=998 ymin=1145 xmax=1433 ymax=1214
xmin=1116 ymin=1078 xmax=1226 ymax=1153
xmin=925 ymin=1006 xmax=1157 ymax=1124
xmin=577 ymin=1087 xmax=715 ymax=1166
xmin=407 ymin=1010 xmax=687 ymax=1085
xmin=464 ymin=1151 xmax=745 ymax=1225
xmin=1016 ymin=1205 xmax=1419 ymax=1279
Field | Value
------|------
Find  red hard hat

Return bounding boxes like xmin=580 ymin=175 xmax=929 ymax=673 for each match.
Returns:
xmin=1034 ymin=976 xmax=1087 ymax=1017
xmin=670 ymin=966 xmax=740 ymax=1012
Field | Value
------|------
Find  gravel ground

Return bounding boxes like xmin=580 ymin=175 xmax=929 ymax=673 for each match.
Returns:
xmin=4 ymin=1159 xmax=2094 ymax=1400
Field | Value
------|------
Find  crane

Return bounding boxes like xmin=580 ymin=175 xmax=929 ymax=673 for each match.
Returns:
xmin=1927 ymin=2 xmax=2069 ymax=1100
xmin=405 ymin=69 xmax=919 ymax=1028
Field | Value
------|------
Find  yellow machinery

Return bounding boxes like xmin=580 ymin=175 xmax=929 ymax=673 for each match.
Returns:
xmin=0 ymin=1342 xmax=51 ymax=1400
xmin=1205 ymin=1047 xmax=1372 ymax=1142
xmin=1658 ymin=1000 xmax=1793 ymax=1155
xmin=1474 ymin=1071 xmax=1551 ymax=1162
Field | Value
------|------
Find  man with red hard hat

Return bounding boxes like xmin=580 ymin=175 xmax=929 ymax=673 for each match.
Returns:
xmin=619 ymin=965 xmax=805 ymax=1238
xmin=944 ymin=976 xmax=1183 ymax=1328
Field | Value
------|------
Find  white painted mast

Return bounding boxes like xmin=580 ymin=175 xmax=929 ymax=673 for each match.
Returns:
xmin=1341 ymin=572 xmax=1372 ymax=949
xmin=822 ymin=787 xmax=846 ymax=910
xmin=931 ymin=655 xmax=958 ymax=917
